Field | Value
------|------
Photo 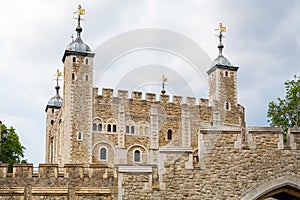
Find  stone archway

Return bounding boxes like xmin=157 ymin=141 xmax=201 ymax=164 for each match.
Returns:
xmin=241 ymin=175 xmax=300 ymax=200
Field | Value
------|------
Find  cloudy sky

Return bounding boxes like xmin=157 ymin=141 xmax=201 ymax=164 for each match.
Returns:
xmin=0 ymin=0 xmax=299 ymax=165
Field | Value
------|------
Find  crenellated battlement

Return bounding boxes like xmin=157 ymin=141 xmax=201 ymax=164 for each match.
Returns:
xmin=94 ymin=88 xmax=208 ymax=106
xmin=0 ymin=163 xmax=115 ymax=179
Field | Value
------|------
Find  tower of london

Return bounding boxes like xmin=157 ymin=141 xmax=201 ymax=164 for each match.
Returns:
xmin=0 ymin=5 xmax=300 ymax=200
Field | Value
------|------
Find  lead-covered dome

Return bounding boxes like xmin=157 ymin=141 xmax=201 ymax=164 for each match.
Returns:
xmin=210 ymin=55 xmax=232 ymax=67
xmin=46 ymin=85 xmax=63 ymax=112
xmin=66 ymin=27 xmax=91 ymax=52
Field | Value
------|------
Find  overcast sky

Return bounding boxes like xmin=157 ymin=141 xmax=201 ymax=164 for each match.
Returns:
xmin=0 ymin=1 xmax=299 ymax=165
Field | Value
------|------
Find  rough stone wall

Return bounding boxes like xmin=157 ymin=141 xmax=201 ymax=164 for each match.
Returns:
xmin=119 ymin=129 xmax=300 ymax=200
xmin=90 ymin=87 xmax=244 ymax=167
xmin=0 ymin=164 xmax=115 ymax=200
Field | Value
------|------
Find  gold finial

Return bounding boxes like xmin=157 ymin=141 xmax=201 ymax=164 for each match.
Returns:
xmin=75 ymin=4 xmax=85 ymax=16
xmin=215 ymin=22 xmax=226 ymax=33
xmin=56 ymin=69 xmax=62 ymax=77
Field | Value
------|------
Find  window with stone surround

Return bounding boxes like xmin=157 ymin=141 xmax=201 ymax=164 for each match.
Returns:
xmin=167 ymin=129 xmax=173 ymax=140
xmin=77 ymin=132 xmax=82 ymax=141
xmin=107 ymin=124 xmax=112 ymax=132
xmin=93 ymin=123 xmax=97 ymax=131
xmin=133 ymin=149 xmax=141 ymax=163
xmin=125 ymin=120 xmax=135 ymax=135
xmin=225 ymin=71 xmax=229 ymax=77
xmin=225 ymin=102 xmax=230 ymax=110
xmin=98 ymin=123 xmax=102 ymax=132
xmin=100 ymin=147 xmax=107 ymax=161
xmin=113 ymin=124 xmax=117 ymax=132
xmin=106 ymin=118 xmax=117 ymax=133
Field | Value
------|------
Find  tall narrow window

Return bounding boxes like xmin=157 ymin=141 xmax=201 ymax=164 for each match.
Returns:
xmin=77 ymin=132 xmax=82 ymax=141
xmin=113 ymin=124 xmax=117 ymax=132
xmin=226 ymin=102 xmax=230 ymax=110
xmin=85 ymin=58 xmax=88 ymax=64
xmin=93 ymin=123 xmax=97 ymax=131
xmin=167 ymin=129 xmax=172 ymax=140
xmin=131 ymin=126 xmax=135 ymax=134
xmin=100 ymin=147 xmax=107 ymax=161
xmin=51 ymin=120 xmax=54 ymax=125
xmin=134 ymin=150 xmax=141 ymax=162
xmin=98 ymin=124 xmax=102 ymax=132
xmin=73 ymin=57 xmax=76 ymax=62
xmin=225 ymin=71 xmax=228 ymax=77
xmin=107 ymin=124 xmax=111 ymax=132
xmin=72 ymin=73 xmax=75 ymax=80
xmin=85 ymin=75 xmax=88 ymax=81
xmin=126 ymin=126 xmax=129 ymax=134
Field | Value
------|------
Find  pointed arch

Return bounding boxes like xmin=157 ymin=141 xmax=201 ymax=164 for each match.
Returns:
xmin=241 ymin=175 xmax=300 ymax=200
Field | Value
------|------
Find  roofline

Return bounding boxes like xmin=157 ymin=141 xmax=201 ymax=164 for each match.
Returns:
xmin=207 ymin=64 xmax=239 ymax=75
xmin=62 ymin=50 xmax=95 ymax=63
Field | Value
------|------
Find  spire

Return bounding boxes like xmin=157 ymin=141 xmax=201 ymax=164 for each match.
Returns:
xmin=75 ymin=5 xmax=84 ymax=39
xmin=216 ymin=22 xmax=226 ymax=56
xmin=54 ymin=69 xmax=62 ymax=98
xmin=45 ymin=69 xmax=63 ymax=112
xmin=208 ymin=22 xmax=232 ymax=68
xmin=65 ymin=5 xmax=91 ymax=53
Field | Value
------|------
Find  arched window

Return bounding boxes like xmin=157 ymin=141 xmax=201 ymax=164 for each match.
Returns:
xmin=100 ymin=147 xmax=107 ymax=161
xmin=113 ymin=124 xmax=117 ymax=132
xmin=225 ymin=71 xmax=229 ymax=77
xmin=131 ymin=126 xmax=135 ymax=134
xmin=134 ymin=150 xmax=141 ymax=162
xmin=126 ymin=126 xmax=129 ymax=134
xmin=107 ymin=124 xmax=112 ymax=132
xmin=167 ymin=129 xmax=172 ymax=140
xmin=98 ymin=124 xmax=102 ymax=132
xmin=93 ymin=123 xmax=97 ymax=131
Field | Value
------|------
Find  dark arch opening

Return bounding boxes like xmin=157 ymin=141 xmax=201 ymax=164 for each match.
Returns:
xmin=257 ymin=185 xmax=300 ymax=200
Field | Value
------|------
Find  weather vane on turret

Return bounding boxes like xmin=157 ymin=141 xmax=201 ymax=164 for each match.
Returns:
xmin=54 ymin=69 xmax=62 ymax=97
xmin=73 ymin=5 xmax=85 ymax=37
xmin=161 ymin=75 xmax=168 ymax=94
xmin=215 ymin=22 xmax=227 ymax=56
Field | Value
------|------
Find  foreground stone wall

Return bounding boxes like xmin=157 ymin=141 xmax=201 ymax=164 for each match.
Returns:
xmin=2 ymin=128 xmax=300 ymax=199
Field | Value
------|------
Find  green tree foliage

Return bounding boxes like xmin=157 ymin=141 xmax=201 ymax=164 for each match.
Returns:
xmin=267 ymin=75 xmax=300 ymax=132
xmin=0 ymin=122 xmax=26 ymax=172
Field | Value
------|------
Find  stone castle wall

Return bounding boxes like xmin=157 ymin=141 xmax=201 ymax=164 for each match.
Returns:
xmin=1 ymin=128 xmax=300 ymax=199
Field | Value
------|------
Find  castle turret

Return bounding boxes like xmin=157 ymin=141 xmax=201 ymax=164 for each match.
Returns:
xmin=60 ymin=5 xmax=95 ymax=166
xmin=45 ymin=70 xmax=63 ymax=163
xmin=207 ymin=23 xmax=240 ymax=126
